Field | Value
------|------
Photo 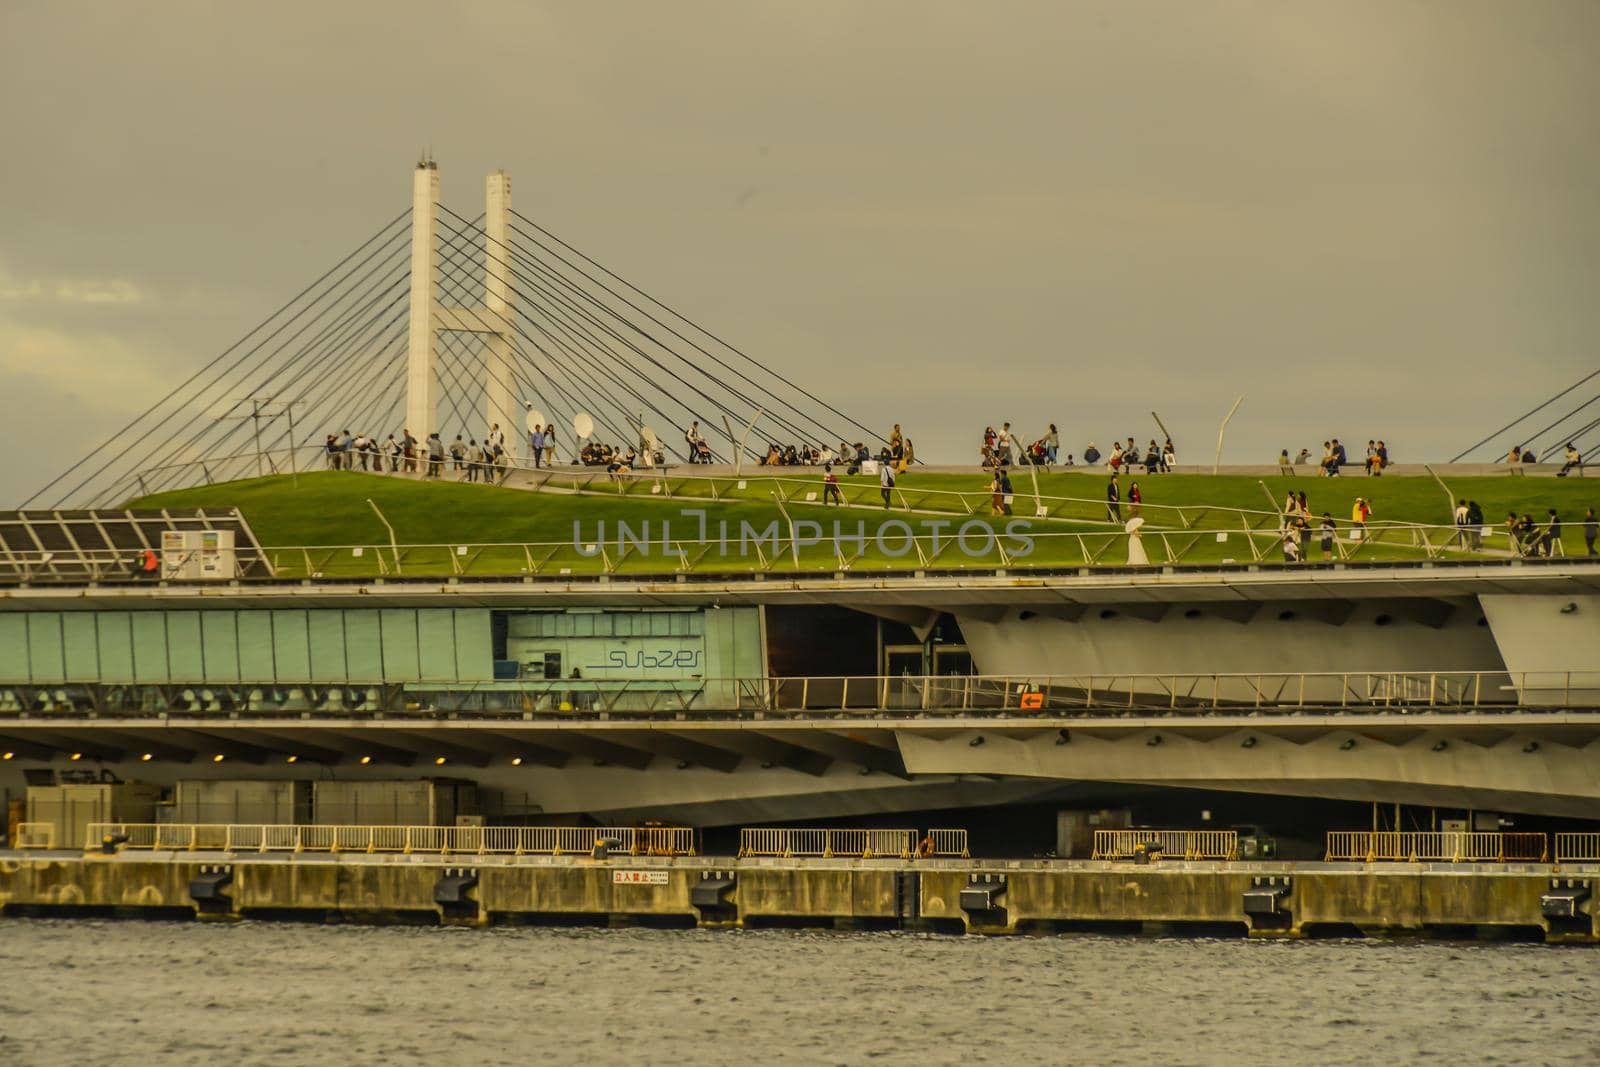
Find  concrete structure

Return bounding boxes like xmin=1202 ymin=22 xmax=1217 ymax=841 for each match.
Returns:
xmin=2 ymin=564 xmax=1599 ymax=824
xmin=405 ymin=161 xmax=518 ymax=450
xmin=0 ymin=851 xmax=1593 ymax=941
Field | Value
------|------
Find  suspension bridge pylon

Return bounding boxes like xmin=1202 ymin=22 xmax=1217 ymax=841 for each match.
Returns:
xmin=407 ymin=159 xmax=520 ymax=455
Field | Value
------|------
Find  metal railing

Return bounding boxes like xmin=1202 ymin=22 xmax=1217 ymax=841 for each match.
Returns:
xmin=7 ymin=670 xmax=1598 ymax=722
xmin=762 ymin=671 xmax=1600 ymax=714
xmin=925 ymin=828 xmax=970 ymax=858
xmin=1554 ymin=833 xmax=1600 ymax=863
xmin=1324 ymin=831 xmax=1549 ymax=862
xmin=1 ymin=517 xmax=1570 ymax=584
xmin=84 ymin=823 xmax=695 ymax=857
xmin=1091 ymin=829 xmax=1239 ymax=860
xmin=739 ymin=827 xmax=917 ymax=859
xmin=13 ymin=822 xmax=56 ymax=849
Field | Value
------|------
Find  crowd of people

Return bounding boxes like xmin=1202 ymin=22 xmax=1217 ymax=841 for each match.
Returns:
xmin=974 ymin=424 xmax=1177 ymax=474
xmin=317 ymin=417 xmax=1596 ymax=561
xmin=322 ymin=427 xmax=513 ymax=483
xmin=1509 ymin=442 xmax=1587 ymax=476
xmin=1500 ymin=506 xmax=1598 ymax=558
xmin=1275 ymin=439 xmax=1392 ymax=476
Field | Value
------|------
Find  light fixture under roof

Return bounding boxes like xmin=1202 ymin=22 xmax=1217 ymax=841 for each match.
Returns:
xmin=359 ymin=755 xmax=372 ymax=765
xmin=213 ymin=753 xmax=226 ymax=763
xmin=285 ymin=754 xmax=298 ymax=764
xmin=141 ymin=753 xmax=154 ymax=762
xmin=510 ymin=757 xmax=523 ymax=766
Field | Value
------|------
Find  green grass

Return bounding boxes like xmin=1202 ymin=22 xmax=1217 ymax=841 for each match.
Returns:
xmin=130 ymin=469 xmax=1599 ymax=578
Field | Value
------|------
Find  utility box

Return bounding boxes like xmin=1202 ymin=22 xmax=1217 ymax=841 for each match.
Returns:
xmin=26 ymin=782 xmax=162 ymax=850
xmin=312 ymin=779 xmax=479 ymax=826
xmin=1056 ymin=808 xmax=1132 ymax=858
xmin=160 ymin=529 xmax=237 ymax=580
xmin=173 ymin=780 xmax=311 ymax=826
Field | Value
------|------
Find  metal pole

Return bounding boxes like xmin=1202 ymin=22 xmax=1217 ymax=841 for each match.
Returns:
xmin=286 ymin=402 xmax=300 ymax=489
xmin=1422 ymin=464 xmax=1455 ymax=526
xmin=250 ymin=400 xmax=265 ymax=479
xmin=1212 ymin=395 xmax=1244 ymax=475
xmin=722 ymin=409 xmax=765 ymax=475
xmin=366 ymin=498 xmax=402 ymax=575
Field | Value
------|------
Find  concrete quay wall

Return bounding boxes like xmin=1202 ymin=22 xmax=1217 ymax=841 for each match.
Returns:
xmin=0 ymin=854 xmax=1593 ymax=942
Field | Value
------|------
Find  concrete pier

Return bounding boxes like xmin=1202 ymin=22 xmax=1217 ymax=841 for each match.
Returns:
xmin=1 ymin=852 xmax=1593 ymax=942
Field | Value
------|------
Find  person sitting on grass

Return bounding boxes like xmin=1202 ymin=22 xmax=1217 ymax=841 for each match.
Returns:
xmin=1559 ymin=443 xmax=1582 ymax=477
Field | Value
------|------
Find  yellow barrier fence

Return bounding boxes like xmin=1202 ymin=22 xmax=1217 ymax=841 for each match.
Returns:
xmin=1554 ymin=833 xmax=1600 ymax=863
xmin=739 ymin=827 xmax=917 ymax=858
xmin=1325 ymin=831 xmax=1548 ymax=862
xmin=1091 ymin=829 xmax=1239 ymax=860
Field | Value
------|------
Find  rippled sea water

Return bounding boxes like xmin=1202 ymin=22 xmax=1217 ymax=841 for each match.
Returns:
xmin=0 ymin=921 xmax=1595 ymax=1065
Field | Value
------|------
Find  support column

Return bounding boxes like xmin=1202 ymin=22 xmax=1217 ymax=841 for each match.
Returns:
xmin=406 ymin=160 xmax=440 ymax=439
xmin=484 ymin=170 xmax=517 ymax=457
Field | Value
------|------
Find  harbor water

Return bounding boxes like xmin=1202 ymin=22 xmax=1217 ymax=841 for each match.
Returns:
xmin=1 ymin=922 xmax=1596 ymax=1065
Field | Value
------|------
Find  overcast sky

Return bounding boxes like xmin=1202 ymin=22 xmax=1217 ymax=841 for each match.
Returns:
xmin=2 ymin=1 xmax=1597 ymax=503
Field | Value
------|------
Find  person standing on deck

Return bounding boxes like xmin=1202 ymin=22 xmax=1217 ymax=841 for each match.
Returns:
xmin=1583 ymin=507 xmax=1597 ymax=556
xmin=879 ymin=460 xmax=895 ymax=508
xmin=1319 ymin=513 xmax=1337 ymax=560
xmin=1106 ymin=475 xmax=1121 ymax=523
xmin=530 ymin=425 xmax=545 ymax=469
xmin=1351 ymin=497 xmax=1370 ymax=537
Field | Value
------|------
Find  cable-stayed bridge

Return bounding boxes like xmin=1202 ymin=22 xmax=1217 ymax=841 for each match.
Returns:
xmin=27 ymin=160 xmax=884 ymax=509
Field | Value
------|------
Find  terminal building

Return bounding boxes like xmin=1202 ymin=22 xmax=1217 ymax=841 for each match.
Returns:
xmin=3 ymin=504 xmax=1599 ymax=858
xmin=3 ymin=164 xmax=1597 ymax=867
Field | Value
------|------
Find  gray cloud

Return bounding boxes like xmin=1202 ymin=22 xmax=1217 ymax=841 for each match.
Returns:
xmin=1 ymin=0 xmax=1597 ymax=502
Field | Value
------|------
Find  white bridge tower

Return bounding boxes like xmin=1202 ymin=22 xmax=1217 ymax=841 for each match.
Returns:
xmin=405 ymin=160 xmax=519 ymax=453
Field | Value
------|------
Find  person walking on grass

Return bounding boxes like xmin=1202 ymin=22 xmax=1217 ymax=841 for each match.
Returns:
xmin=880 ymin=459 xmax=895 ymax=508
xmin=823 ymin=464 xmax=842 ymax=506
xmin=1583 ymin=507 xmax=1597 ymax=556
xmin=999 ymin=469 xmax=1014 ymax=516
xmin=1106 ymin=475 xmax=1121 ymax=523
xmin=1128 ymin=480 xmax=1141 ymax=518
xmin=1319 ymin=512 xmax=1337 ymax=561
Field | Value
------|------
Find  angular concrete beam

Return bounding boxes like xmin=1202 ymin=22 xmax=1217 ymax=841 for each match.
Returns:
xmin=604 ymin=730 xmax=744 ymax=774
xmin=756 ymin=729 xmax=908 ymax=779
xmin=689 ymin=730 xmax=833 ymax=776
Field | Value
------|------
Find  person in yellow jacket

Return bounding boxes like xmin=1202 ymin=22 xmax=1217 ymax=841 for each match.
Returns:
xmin=1351 ymin=497 xmax=1371 ymax=538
